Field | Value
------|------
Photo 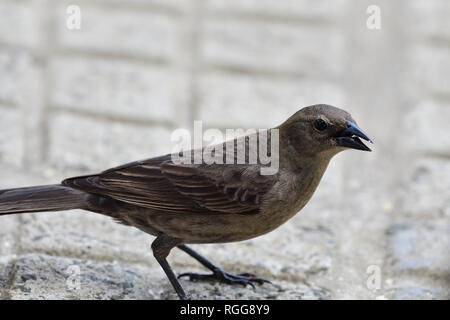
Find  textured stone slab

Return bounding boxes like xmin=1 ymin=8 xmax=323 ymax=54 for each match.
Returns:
xmin=0 ymin=1 xmax=40 ymax=47
xmin=409 ymin=0 xmax=450 ymax=39
xmin=9 ymin=253 xmax=158 ymax=299
xmin=19 ymin=209 xmax=153 ymax=265
xmin=392 ymin=285 xmax=449 ymax=300
xmin=197 ymin=72 xmax=344 ymax=128
xmin=407 ymin=45 xmax=450 ymax=97
xmin=200 ymin=19 xmax=344 ymax=76
xmin=48 ymin=112 xmax=173 ymax=172
xmin=7 ymin=252 xmax=321 ymax=300
xmin=386 ymin=220 xmax=450 ymax=276
xmin=0 ymin=50 xmax=34 ymax=105
xmin=399 ymin=158 xmax=450 ymax=218
xmin=55 ymin=4 xmax=181 ymax=61
xmin=402 ymin=102 xmax=450 ymax=157
xmin=0 ymin=107 xmax=25 ymax=166
xmin=50 ymin=57 xmax=189 ymax=123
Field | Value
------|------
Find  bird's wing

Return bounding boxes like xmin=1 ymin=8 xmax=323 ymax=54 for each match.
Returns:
xmin=63 ymin=154 xmax=278 ymax=215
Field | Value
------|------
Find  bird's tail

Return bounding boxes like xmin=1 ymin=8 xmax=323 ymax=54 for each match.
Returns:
xmin=0 ymin=184 xmax=89 ymax=215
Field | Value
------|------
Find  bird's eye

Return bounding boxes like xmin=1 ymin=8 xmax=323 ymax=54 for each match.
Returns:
xmin=314 ymin=119 xmax=327 ymax=131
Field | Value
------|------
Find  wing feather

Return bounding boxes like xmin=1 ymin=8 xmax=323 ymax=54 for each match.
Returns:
xmin=64 ymin=150 xmax=278 ymax=215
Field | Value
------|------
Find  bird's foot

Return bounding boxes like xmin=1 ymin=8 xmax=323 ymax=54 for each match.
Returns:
xmin=178 ymin=268 xmax=271 ymax=288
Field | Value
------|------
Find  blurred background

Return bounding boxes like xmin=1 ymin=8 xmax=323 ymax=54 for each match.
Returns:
xmin=0 ymin=0 xmax=448 ymax=299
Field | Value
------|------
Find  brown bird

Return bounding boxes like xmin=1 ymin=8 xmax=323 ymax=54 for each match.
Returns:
xmin=0 ymin=104 xmax=372 ymax=299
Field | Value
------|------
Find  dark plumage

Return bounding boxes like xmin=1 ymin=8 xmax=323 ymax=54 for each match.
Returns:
xmin=0 ymin=104 xmax=372 ymax=299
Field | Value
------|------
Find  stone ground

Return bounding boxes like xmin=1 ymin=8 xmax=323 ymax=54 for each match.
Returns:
xmin=0 ymin=0 xmax=449 ymax=299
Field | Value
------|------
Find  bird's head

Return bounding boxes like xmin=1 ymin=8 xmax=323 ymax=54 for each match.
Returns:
xmin=279 ymin=104 xmax=373 ymax=160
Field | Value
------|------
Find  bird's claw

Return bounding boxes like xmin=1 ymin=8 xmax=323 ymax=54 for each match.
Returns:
xmin=178 ymin=270 xmax=271 ymax=288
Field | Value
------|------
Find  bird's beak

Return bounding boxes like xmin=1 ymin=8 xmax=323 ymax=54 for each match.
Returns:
xmin=335 ymin=120 xmax=373 ymax=152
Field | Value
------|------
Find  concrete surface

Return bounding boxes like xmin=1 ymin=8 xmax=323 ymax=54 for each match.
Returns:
xmin=0 ymin=0 xmax=449 ymax=299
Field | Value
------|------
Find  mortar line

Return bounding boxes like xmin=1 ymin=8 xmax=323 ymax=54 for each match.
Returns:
xmin=37 ymin=4 xmax=59 ymax=165
xmin=48 ymin=105 xmax=176 ymax=129
xmin=186 ymin=0 xmax=205 ymax=126
xmin=53 ymin=47 xmax=171 ymax=67
xmin=205 ymin=10 xmax=336 ymax=27
xmin=72 ymin=0 xmax=183 ymax=17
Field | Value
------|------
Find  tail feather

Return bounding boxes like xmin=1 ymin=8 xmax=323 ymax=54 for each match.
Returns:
xmin=0 ymin=185 xmax=88 ymax=215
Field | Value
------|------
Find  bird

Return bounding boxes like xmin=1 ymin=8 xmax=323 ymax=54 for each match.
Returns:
xmin=0 ymin=104 xmax=372 ymax=299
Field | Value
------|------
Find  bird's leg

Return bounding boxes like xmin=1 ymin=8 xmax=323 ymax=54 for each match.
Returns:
xmin=177 ymin=244 xmax=271 ymax=287
xmin=151 ymin=235 xmax=188 ymax=300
